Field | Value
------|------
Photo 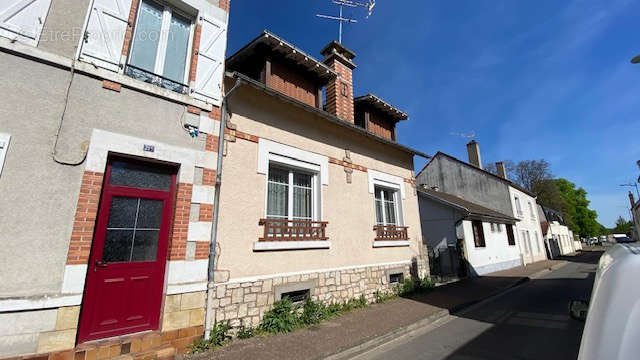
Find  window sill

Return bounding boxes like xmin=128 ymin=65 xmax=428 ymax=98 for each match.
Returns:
xmin=373 ymin=240 xmax=410 ymax=248
xmin=253 ymin=241 xmax=331 ymax=251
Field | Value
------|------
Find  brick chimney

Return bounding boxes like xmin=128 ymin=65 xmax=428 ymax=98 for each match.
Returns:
xmin=466 ymin=140 xmax=483 ymax=169
xmin=629 ymin=191 xmax=636 ymax=208
xmin=321 ymin=41 xmax=356 ymax=123
xmin=496 ymin=161 xmax=507 ymax=179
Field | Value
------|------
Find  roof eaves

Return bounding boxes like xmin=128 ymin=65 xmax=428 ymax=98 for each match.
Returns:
xmin=226 ymin=30 xmax=338 ymax=80
xmin=225 ymin=71 xmax=430 ymax=159
xmin=417 ymin=188 xmax=470 ymax=215
xmin=354 ymin=94 xmax=409 ymax=121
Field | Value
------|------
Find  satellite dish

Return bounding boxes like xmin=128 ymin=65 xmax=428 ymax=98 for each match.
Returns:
xmin=631 ymin=54 xmax=640 ymax=64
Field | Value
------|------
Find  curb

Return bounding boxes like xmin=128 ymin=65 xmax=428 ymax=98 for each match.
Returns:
xmin=323 ymin=260 xmax=569 ymax=360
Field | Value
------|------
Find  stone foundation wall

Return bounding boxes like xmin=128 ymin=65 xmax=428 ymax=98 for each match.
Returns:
xmin=210 ymin=262 xmax=414 ymax=328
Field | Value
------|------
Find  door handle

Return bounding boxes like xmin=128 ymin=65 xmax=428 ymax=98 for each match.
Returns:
xmin=94 ymin=260 xmax=108 ymax=270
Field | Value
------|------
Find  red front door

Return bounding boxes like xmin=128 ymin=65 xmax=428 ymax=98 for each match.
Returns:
xmin=78 ymin=158 xmax=177 ymax=343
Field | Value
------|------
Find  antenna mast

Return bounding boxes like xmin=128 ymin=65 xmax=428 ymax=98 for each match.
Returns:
xmin=316 ymin=0 xmax=376 ymax=43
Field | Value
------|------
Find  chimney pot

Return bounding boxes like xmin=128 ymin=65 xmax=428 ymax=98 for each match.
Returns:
xmin=466 ymin=140 xmax=483 ymax=169
xmin=496 ymin=161 xmax=507 ymax=179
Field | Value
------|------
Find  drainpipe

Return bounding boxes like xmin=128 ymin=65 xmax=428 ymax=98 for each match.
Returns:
xmin=204 ymin=75 xmax=242 ymax=339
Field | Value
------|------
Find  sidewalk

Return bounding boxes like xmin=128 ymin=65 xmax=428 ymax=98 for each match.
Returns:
xmin=185 ymin=258 xmax=569 ymax=360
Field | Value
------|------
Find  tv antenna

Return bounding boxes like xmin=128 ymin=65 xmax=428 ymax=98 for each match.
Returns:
xmin=316 ymin=0 xmax=376 ymax=44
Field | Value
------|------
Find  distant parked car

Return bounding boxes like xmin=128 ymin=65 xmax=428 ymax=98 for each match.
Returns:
xmin=612 ymin=234 xmax=634 ymax=243
xmin=574 ymin=243 xmax=640 ymax=359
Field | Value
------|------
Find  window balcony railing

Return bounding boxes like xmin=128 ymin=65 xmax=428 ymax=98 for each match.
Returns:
xmin=124 ymin=65 xmax=189 ymax=95
xmin=373 ymin=225 xmax=409 ymax=241
xmin=259 ymin=218 xmax=328 ymax=241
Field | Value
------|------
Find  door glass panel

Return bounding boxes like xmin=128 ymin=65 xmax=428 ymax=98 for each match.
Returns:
xmin=163 ymin=12 xmax=190 ymax=83
xmin=107 ymin=197 xmax=138 ymax=228
xmin=103 ymin=229 xmax=135 ymax=262
xmin=102 ymin=197 xmax=164 ymax=263
xmin=129 ymin=0 xmax=164 ymax=73
xmin=109 ymin=160 xmax=173 ymax=190
xmin=137 ymin=199 xmax=164 ymax=228
xmin=131 ymin=230 xmax=160 ymax=261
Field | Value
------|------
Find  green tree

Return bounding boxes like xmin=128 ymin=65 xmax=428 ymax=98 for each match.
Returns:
xmin=612 ymin=216 xmax=633 ymax=234
xmin=553 ymin=178 xmax=601 ymax=238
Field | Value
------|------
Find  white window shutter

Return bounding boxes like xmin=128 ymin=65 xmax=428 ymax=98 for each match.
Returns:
xmin=0 ymin=133 xmax=11 ymax=178
xmin=191 ymin=15 xmax=227 ymax=106
xmin=78 ymin=0 xmax=132 ymax=72
xmin=0 ymin=0 xmax=52 ymax=47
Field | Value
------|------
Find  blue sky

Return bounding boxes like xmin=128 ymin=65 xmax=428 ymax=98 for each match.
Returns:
xmin=226 ymin=0 xmax=640 ymax=227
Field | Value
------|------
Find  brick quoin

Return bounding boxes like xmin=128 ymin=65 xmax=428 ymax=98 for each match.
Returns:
xmin=102 ymin=80 xmax=122 ymax=92
xmin=205 ymin=134 xmax=219 ymax=152
xmin=189 ymin=23 xmax=202 ymax=83
xmin=67 ymin=171 xmax=104 ymax=265
xmin=202 ymin=169 xmax=216 ymax=186
xmin=208 ymin=105 xmax=221 ymax=121
xmin=121 ymin=0 xmax=140 ymax=57
xmin=218 ymin=0 xmax=230 ymax=12
xmin=194 ymin=242 xmax=210 ymax=260
xmin=199 ymin=203 xmax=213 ymax=222
xmin=169 ymin=183 xmax=192 ymax=260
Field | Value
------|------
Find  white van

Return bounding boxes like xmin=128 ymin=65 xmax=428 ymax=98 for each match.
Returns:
xmin=577 ymin=243 xmax=640 ymax=360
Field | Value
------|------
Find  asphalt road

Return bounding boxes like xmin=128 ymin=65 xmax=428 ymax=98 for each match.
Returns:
xmin=354 ymin=251 xmax=602 ymax=360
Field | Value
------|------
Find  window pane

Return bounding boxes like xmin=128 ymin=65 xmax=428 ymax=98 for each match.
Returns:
xmin=267 ymin=167 xmax=288 ymax=218
xmin=103 ymin=230 xmax=134 ymax=262
xmin=293 ymin=187 xmax=311 ymax=219
xmin=384 ymin=200 xmax=396 ymax=225
xmin=375 ymin=187 xmax=382 ymax=200
xmin=129 ymin=0 xmax=164 ymax=73
xmin=131 ymin=229 xmax=159 ymax=261
xmin=293 ymin=172 xmax=312 ymax=188
xmin=375 ymin=199 xmax=383 ymax=224
xmin=109 ymin=160 xmax=173 ymax=190
xmin=162 ymin=12 xmax=190 ymax=83
xmin=107 ymin=197 xmax=138 ymax=228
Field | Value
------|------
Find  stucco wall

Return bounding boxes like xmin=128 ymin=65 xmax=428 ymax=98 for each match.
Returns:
xmin=0 ymin=51 xmax=206 ymax=297
xmin=460 ymin=220 xmax=521 ymax=276
xmin=417 ymin=194 xmax=463 ymax=250
xmin=508 ymin=186 xmax=546 ymax=264
xmin=416 ymin=155 xmax=513 ymax=216
xmin=216 ymin=85 xmax=423 ymax=280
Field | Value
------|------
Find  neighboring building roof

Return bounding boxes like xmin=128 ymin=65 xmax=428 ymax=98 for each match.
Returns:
xmin=417 ymin=151 xmax=538 ymax=198
xmin=418 ymin=187 xmax=519 ymax=224
xmin=226 ymin=30 xmax=337 ymax=83
xmin=225 ymin=71 xmax=430 ymax=158
xmin=539 ymin=205 xmax=566 ymax=225
xmin=354 ymin=94 xmax=408 ymax=122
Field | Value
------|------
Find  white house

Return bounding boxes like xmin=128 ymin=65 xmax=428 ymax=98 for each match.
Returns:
xmin=508 ymin=182 xmax=547 ymax=264
xmin=418 ymin=188 xmax=522 ymax=276
xmin=538 ymin=205 xmax=575 ymax=256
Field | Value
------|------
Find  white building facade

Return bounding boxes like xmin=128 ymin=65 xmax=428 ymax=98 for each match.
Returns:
xmin=508 ymin=186 xmax=547 ymax=264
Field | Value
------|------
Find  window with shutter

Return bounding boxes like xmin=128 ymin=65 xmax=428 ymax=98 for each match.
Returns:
xmin=78 ymin=0 xmax=132 ymax=72
xmin=0 ymin=0 xmax=52 ymax=47
xmin=191 ymin=15 xmax=226 ymax=106
xmin=0 ymin=133 xmax=11 ymax=178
